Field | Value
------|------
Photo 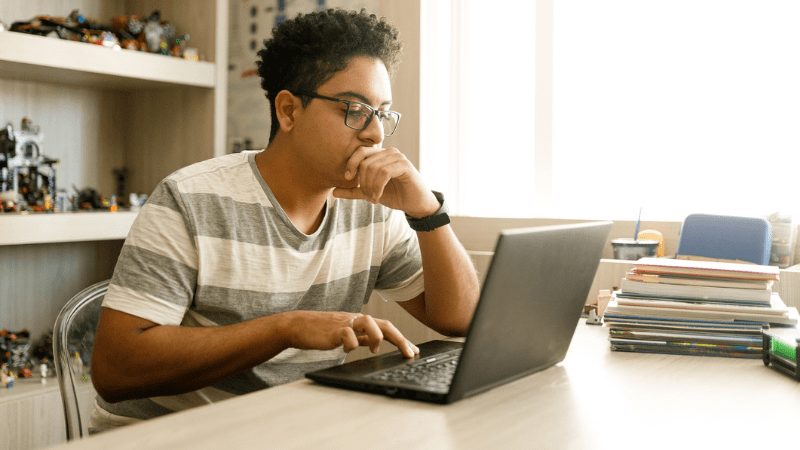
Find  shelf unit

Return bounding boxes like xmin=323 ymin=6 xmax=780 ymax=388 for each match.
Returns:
xmin=0 ymin=1 xmax=228 ymax=448
xmin=1 ymin=1 xmax=228 ymax=245
xmin=0 ymin=30 xmax=216 ymax=89
xmin=0 ymin=211 xmax=138 ymax=246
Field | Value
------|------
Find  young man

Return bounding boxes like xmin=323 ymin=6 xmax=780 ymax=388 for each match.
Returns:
xmin=90 ymin=9 xmax=479 ymax=428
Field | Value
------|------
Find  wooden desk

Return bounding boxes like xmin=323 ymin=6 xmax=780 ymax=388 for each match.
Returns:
xmin=48 ymin=324 xmax=800 ymax=450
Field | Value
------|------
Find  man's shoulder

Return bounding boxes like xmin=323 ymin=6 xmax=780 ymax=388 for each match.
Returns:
xmin=166 ymin=152 xmax=254 ymax=184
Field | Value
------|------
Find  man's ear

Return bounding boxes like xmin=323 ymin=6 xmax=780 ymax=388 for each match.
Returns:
xmin=274 ymin=90 xmax=302 ymax=133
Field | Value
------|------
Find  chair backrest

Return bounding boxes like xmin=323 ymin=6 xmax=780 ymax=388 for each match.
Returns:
xmin=53 ymin=280 xmax=110 ymax=441
xmin=677 ymin=214 xmax=773 ymax=265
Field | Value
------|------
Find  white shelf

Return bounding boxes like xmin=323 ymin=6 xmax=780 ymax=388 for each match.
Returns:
xmin=0 ymin=30 xmax=215 ymax=89
xmin=0 ymin=210 xmax=137 ymax=246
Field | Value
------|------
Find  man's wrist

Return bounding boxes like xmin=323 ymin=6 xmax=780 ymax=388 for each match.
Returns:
xmin=405 ymin=191 xmax=450 ymax=232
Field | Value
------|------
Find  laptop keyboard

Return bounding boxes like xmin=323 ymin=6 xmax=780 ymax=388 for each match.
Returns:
xmin=367 ymin=348 xmax=462 ymax=390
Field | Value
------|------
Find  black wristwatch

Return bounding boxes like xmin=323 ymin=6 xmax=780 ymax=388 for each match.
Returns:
xmin=405 ymin=191 xmax=451 ymax=232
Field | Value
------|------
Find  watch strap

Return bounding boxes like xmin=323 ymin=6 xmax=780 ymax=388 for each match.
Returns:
xmin=405 ymin=191 xmax=450 ymax=232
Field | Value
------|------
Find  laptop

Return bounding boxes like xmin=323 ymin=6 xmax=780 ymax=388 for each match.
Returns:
xmin=306 ymin=221 xmax=613 ymax=404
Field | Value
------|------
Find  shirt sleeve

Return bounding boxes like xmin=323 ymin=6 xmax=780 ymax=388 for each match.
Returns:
xmin=373 ymin=208 xmax=424 ymax=302
xmin=102 ymin=180 xmax=198 ymax=325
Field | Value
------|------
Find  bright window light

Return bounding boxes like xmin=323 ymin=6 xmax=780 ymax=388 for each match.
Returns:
xmin=421 ymin=0 xmax=800 ymax=222
xmin=421 ymin=0 xmax=538 ymax=218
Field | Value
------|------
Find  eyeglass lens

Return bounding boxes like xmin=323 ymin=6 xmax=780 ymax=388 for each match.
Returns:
xmin=345 ymin=102 xmax=399 ymax=135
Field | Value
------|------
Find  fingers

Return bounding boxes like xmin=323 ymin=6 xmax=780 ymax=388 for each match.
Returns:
xmin=340 ymin=327 xmax=360 ymax=353
xmin=288 ymin=311 xmax=419 ymax=358
xmin=331 ymin=186 xmax=367 ymax=201
xmin=379 ymin=319 xmax=420 ymax=358
xmin=348 ymin=315 xmax=420 ymax=358
xmin=344 ymin=146 xmax=380 ymax=182
xmin=342 ymin=147 xmax=410 ymax=204
xmin=351 ymin=315 xmax=383 ymax=354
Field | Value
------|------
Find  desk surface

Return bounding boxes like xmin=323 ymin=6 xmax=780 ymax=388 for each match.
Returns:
xmin=50 ymin=323 xmax=800 ymax=450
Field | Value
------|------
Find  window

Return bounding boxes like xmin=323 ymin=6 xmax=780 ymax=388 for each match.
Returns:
xmin=420 ymin=0 xmax=540 ymax=218
xmin=421 ymin=1 xmax=800 ymax=222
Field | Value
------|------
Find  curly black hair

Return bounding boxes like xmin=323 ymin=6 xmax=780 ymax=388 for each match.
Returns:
xmin=256 ymin=8 xmax=403 ymax=143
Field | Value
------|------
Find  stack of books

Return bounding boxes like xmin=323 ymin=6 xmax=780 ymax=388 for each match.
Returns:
xmin=604 ymin=258 xmax=799 ymax=359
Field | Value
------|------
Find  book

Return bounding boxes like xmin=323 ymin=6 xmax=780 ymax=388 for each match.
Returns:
xmin=614 ymin=295 xmax=789 ymax=315
xmin=608 ymin=328 xmax=762 ymax=346
xmin=624 ymin=272 xmax=772 ymax=291
xmin=620 ymin=278 xmax=773 ymax=303
xmin=608 ymin=340 xmax=762 ymax=359
xmin=604 ymin=297 xmax=798 ymax=326
xmin=605 ymin=258 xmax=796 ymax=359
xmin=616 ymin=293 xmax=770 ymax=307
xmin=603 ymin=319 xmax=764 ymax=334
xmin=631 ymin=257 xmax=780 ymax=281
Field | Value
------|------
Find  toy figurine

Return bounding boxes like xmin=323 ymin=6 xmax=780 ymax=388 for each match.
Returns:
xmin=0 ymin=118 xmax=59 ymax=212
xmin=1 ymin=329 xmax=34 ymax=376
xmin=12 ymin=9 xmax=193 ymax=59
xmin=40 ymin=363 xmax=48 ymax=384
xmin=1 ymin=363 xmax=14 ymax=388
xmin=70 ymin=351 xmax=86 ymax=380
xmin=73 ymin=186 xmax=106 ymax=210
xmin=585 ymin=289 xmax=613 ymax=325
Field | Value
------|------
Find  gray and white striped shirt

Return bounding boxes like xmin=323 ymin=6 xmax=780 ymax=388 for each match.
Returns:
xmin=98 ymin=151 xmax=424 ymax=420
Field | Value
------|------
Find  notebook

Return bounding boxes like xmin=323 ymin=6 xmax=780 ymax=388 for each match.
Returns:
xmin=305 ymin=221 xmax=613 ymax=404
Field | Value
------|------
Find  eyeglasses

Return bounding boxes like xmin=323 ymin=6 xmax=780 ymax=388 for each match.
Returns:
xmin=293 ymin=91 xmax=401 ymax=137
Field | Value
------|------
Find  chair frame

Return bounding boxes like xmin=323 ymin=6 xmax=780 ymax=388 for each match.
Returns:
xmin=53 ymin=279 xmax=110 ymax=440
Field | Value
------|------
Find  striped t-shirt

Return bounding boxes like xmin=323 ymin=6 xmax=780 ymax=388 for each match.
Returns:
xmin=97 ymin=151 xmax=424 ymax=420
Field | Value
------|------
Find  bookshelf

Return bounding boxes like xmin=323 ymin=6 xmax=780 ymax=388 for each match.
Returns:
xmin=0 ymin=1 xmax=228 ymax=448
xmin=0 ymin=31 xmax=216 ymax=89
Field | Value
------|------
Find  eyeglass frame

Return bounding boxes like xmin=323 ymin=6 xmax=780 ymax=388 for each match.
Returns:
xmin=292 ymin=91 xmax=401 ymax=137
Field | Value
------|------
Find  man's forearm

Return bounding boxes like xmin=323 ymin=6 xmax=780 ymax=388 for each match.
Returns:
xmin=92 ymin=309 xmax=293 ymax=403
xmin=92 ymin=307 xmax=418 ymax=403
xmin=416 ymin=226 xmax=480 ymax=335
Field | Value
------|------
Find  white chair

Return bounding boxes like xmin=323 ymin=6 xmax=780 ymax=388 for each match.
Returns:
xmin=53 ymin=280 xmax=109 ymax=440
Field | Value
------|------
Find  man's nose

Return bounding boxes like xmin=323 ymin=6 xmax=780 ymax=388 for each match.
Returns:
xmin=359 ymin=115 xmax=385 ymax=145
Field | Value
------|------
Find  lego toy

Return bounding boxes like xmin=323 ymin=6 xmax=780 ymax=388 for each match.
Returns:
xmin=73 ymin=186 xmax=106 ymax=210
xmin=1 ymin=329 xmax=33 ymax=375
xmin=10 ymin=9 xmax=197 ymax=59
xmin=70 ymin=351 xmax=88 ymax=381
xmin=1 ymin=363 xmax=14 ymax=388
xmin=112 ymin=10 xmax=193 ymax=57
xmin=10 ymin=9 xmax=107 ymax=41
xmin=0 ymin=118 xmax=59 ymax=212
xmin=40 ymin=363 xmax=49 ymax=384
xmin=585 ymin=289 xmax=613 ymax=325
xmin=32 ymin=331 xmax=54 ymax=369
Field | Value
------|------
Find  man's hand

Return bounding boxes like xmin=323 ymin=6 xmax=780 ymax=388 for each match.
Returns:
xmin=333 ymin=146 xmax=440 ymax=218
xmin=285 ymin=311 xmax=420 ymax=358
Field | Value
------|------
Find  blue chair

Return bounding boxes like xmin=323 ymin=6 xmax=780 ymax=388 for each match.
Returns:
xmin=676 ymin=214 xmax=772 ymax=265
